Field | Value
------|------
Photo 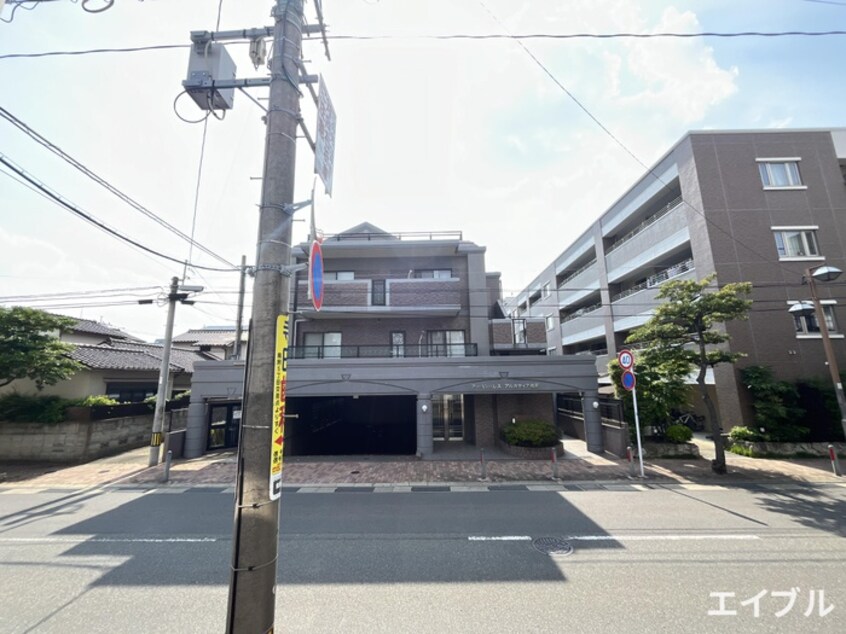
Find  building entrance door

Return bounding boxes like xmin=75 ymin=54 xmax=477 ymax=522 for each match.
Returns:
xmin=433 ymin=394 xmax=464 ymax=441
xmin=207 ymin=402 xmax=241 ymax=450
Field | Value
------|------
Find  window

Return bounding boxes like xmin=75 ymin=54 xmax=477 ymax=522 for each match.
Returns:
xmin=303 ymin=332 xmax=342 ymax=358
xmin=757 ymin=159 xmax=803 ymax=188
xmin=512 ymin=319 xmax=527 ymax=344
xmin=545 ymin=315 xmax=556 ymax=331
xmin=413 ymin=269 xmax=452 ymax=279
xmin=390 ymin=331 xmax=405 ymax=357
xmin=426 ymin=330 xmax=465 ymax=357
xmin=541 ymin=283 xmax=551 ymax=299
xmin=325 ymin=271 xmax=354 ymax=281
xmin=372 ymin=279 xmax=386 ymax=306
xmin=773 ymin=229 xmax=820 ymax=259
xmin=794 ymin=305 xmax=838 ymax=335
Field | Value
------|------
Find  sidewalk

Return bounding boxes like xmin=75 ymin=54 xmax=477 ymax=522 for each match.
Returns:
xmin=1 ymin=437 xmax=843 ymax=489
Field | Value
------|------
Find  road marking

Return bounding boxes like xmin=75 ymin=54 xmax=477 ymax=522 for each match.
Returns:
xmin=0 ymin=537 xmax=218 ymax=544
xmin=468 ymin=534 xmax=760 ymax=542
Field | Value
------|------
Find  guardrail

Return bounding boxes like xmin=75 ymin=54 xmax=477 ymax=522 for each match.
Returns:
xmin=290 ymin=343 xmax=479 ymax=359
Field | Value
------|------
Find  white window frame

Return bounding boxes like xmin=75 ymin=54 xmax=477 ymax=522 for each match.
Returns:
xmin=325 ymin=271 xmax=354 ymax=281
xmin=788 ymin=301 xmax=843 ymax=339
xmin=545 ymin=315 xmax=556 ymax=331
xmin=541 ymin=283 xmax=551 ymax=299
xmin=771 ymin=226 xmax=823 ymax=261
xmin=756 ymin=157 xmax=806 ymax=190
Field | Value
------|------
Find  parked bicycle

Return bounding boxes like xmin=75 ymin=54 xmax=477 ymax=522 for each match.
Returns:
xmin=671 ymin=410 xmax=706 ymax=432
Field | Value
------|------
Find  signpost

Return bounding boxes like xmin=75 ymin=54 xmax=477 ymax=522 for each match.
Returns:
xmin=269 ymin=315 xmax=288 ymax=501
xmin=308 ymin=240 xmax=324 ymax=311
xmin=618 ymin=349 xmax=644 ymax=478
xmin=314 ymin=76 xmax=336 ymax=196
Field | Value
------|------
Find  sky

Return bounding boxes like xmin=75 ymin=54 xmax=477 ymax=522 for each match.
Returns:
xmin=1 ymin=0 xmax=844 ymax=342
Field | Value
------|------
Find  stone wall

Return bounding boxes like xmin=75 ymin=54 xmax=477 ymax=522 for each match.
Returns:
xmin=0 ymin=409 xmax=187 ymax=463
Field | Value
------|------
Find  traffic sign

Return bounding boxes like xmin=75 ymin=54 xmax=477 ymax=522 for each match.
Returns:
xmin=308 ymin=240 xmax=324 ymax=311
xmin=618 ymin=349 xmax=635 ymax=370
xmin=621 ymin=369 xmax=636 ymax=391
xmin=315 ymin=76 xmax=336 ymax=196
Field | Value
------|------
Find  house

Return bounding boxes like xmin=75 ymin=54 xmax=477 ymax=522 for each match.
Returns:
xmin=509 ymin=127 xmax=846 ymax=428
xmin=182 ymin=223 xmax=607 ymax=458
xmin=0 ymin=316 xmax=215 ymax=402
xmin=173 ymin=326 xmax=247 ymax=360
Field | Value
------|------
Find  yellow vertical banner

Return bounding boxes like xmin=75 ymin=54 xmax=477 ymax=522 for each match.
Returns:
xmin=270 ymin=315 xmax=288 ymax=501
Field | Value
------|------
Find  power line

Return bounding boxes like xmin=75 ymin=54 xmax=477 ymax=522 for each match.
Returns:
xmin=2 ymin=29 xmax=845 ymax=60
xmin=0 ymin=153 xmax=238 ymax=273
xmin=0 ymin=106 xmax=237 ymax=270
xmin=0 ymin=286 xmax=161 ymax=301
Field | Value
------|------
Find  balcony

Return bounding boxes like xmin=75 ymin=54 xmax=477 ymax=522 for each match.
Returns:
xmin=560 ymin=303 xmax=606 ymax=344
xmin=610 ymin=258 xmax=695 ymax=303
xmin=611 ymin=261 xmax=697 ymax=330
xmin=290 ymin=343 xmax=478 ymax=359
xmin=604 ymin=197 xmax=689 ymax=281
xmin=296 ymin=277 xmax=462 ymax=318
xmin=490 ymin=318 xmax=547 ymax=354
xmin=557 ymin=259 xmax=600 ymax=308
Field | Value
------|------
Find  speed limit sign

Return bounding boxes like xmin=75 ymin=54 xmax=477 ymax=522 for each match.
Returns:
xmin=618 ymin=349 xmax=634 ymax=370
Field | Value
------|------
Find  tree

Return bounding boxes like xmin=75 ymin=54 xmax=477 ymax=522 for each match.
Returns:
xmin=0 ymin=307 xmax=82 ymax=389
xmin=627 ymin=275 xmax=752 ymax=474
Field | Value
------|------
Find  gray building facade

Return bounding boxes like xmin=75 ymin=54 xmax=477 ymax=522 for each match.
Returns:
xmin=511 ymin=128 xmax=846 ymax=427
xmin=185 ymin=223 xmax=604 ymax=458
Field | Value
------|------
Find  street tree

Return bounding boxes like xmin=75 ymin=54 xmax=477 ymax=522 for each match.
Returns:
xmin=0 ymin=307 xmax=82 ymax=389
xmin=627 ymin=275 xmax=752 ymax=474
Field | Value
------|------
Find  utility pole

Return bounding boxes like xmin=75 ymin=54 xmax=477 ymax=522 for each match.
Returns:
xmin=234 ymin=254 xmax=247 ymax=359
xmin=226 ymin=1 xmax=303 ymax=631
xmin=148 ymin=277 xmax=179 ymax=467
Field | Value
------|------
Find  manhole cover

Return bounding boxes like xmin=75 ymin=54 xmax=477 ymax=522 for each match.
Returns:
xmin=532 ymin=537 xmax=574 ymax=556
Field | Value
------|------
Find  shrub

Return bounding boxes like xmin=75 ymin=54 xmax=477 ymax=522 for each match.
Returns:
xmin=729 ymin=425 xmax=765 ymax=442
xmin=73 ymin=395 xmax=120 ymax=407
xmin=0 ymin=393 xmax=73 ymax=423
xmin=501 ymin=420 xmax=559 ymax=448
xmin=741 ymin=366 xmax=809 ymax=442
xmin=664 ymin=423 xmax=693 ymax=444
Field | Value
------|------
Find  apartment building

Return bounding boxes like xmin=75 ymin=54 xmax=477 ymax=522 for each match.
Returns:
xmin=511 ymin=128 xmax=846 ymax=428
xmin=183 ymin=222 xmax=605 ymax=458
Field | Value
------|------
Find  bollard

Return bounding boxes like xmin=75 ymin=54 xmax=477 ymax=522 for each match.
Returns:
xmin=551 ymin=447 xmax=559 ymax=480
xmin=479 ymin=448 xmax=488 ymax=481
xmin=627 ymin=445 xmax=635 ymax=478
xmin=828 ymin=444 xmax=842 ymax=477
xmin=163 ymin=449 xmax=172 ymax=483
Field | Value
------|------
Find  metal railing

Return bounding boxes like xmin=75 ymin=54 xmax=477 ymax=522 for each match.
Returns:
xmin=605 ymin=195 xmax=684 ymax=254
xmin=610 ymin=258 xmax=695 ymax=302
xmin=290 ymin=343 xmax=478 ymax=359
xmin=323 ymin=230 xmax=463 ymax=242
xmin=557 ymin=258 xmax=597 ymax=288
xmin=560 ymin=301 xmax=602 ymax=323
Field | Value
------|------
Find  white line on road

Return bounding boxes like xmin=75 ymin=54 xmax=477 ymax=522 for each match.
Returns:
xmin=0 ymin=537 xmax=218 ymax=544
xmin=468 ymin=534 xmax=761 ymax=542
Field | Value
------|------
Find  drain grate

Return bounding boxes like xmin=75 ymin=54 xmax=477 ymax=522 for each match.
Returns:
xmin=532 ymin=537 xmax=574 ymax=556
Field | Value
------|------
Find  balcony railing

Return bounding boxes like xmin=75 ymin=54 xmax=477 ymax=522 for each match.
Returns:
xmin=610 ymin=258 xmax=695 ymax=302
xmin=605 ymin=195 xmax=684 ymax=254
xmin=290 ymin=344 xmax=478 ymax=359
xmin=323 ymin=231 xmax=463 ymax=242
xmin=557 ymin=258 xmax=597 ymax=288
xmin=560 ymin=301 xmax=603 ymax=324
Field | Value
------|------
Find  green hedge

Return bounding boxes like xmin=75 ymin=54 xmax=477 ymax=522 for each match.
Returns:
xmin=501 ymin=420 xmax=559 ymax=448
xmin=664 ymin=423 xmax=693 ymax=444
xmin=0 ymin=393 xmax=72 ymax=423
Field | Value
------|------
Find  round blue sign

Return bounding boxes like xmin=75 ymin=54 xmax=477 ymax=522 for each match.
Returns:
xmin=309 ymin=241 xmax=324 ymax=311
xmin=621 ymin=369 xmax=636 ymax=391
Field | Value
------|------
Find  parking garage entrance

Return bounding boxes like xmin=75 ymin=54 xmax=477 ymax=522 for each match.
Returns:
xmin=287 ymin=395 xmax=416 ymax=455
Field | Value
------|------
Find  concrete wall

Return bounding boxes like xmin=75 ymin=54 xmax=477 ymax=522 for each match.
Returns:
xmin=0 ymin=410 xmax=187 ymax=463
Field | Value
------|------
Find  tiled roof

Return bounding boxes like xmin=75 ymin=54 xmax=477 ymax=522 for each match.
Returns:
xmin=70 ymin=342 xmax=214 ymax=373
xmin=68 ymin=317 xmax=142 ymax=341
xmin=173 ymin=328 xmax=245 ymax=347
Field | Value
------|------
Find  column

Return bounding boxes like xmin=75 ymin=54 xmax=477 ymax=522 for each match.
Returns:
xmin=416 ymin=393 xmax=433 ymax=457
xmin=184 ymin=397 xmax=206 ymax=458
xmin=582 ymin=390 xmax=604 ymax=454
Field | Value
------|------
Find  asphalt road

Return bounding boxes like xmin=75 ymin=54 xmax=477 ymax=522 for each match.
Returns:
xmin=0 ymin=483 xmax=844 ymax=633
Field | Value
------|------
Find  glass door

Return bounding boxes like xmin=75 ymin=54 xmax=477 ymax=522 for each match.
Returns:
xmin=432 ymin=394 xmax=464 ymax=441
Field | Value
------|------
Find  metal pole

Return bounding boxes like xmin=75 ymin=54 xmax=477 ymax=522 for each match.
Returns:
xmin=479 ymin=448 xmax=487 ymax=480
xmin=163 ymin=450 xmax=172 ymax=483
xmin=632 ymin=386 xmax=645 ymax=478
xmin=226 ymin=2 xmax=302 ymax=631
xmin=808 ymin=269 xmax=846 ymax=442
xmin=550 ymin=446 xmax=559 ymax=480
xmin=148 ymin=276 xmax=179 ymax=467
xmin=627 ymin=446 xmax=635 ymax=478
xmin=828 ymin=444 xmax=842 ymax=477
xmin=233 ymin=255 xmax=247 ymax=360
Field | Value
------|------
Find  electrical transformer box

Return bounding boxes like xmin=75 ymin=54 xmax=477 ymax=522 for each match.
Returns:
xmin=184 ymin=42 xmax=237 ymax=110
